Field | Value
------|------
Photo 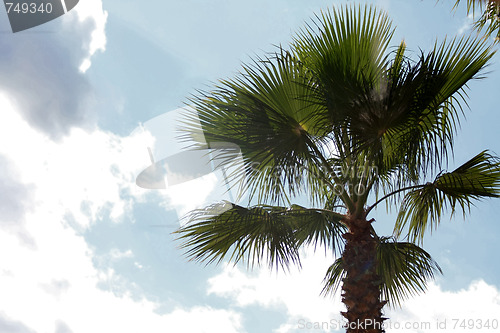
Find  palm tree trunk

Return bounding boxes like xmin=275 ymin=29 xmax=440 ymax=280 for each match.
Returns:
xmin=341 ymin=217 xmax=387 ymax=333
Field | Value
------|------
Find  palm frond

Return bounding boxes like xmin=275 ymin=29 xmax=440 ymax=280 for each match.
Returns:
xmin=322 ymin=238 xmax=442 ymax=307
xmin=454 ymin=0 xmax=500 ymax=40
xmin=293 ymin=5 xmax=394 ymax=157
xmin=294 ymin=4 xmax=394 ymax=93
xmin=180 ymin=50 xmax=333 ymax=205
xmin=377 ymin=238 xmax=442 ymax=307
xmin=366 ymin=35 xmax=494 ymax=193
xmin=321 ymin=258 xmax=345 ymax=297
xmin=395 ymin=151 xmax=500 ymax=242
xmin=476 ymin=2 xmax=500 ymax=40
xmin=292 ymin=6 xmax=494 ymax=192
xmin=175 ymin=201 xmax=347 ymax=270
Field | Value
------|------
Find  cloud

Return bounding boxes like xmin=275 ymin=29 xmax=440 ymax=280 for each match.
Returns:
xmin=0 ymin=92 xmax=243 ymax=333
xmin=159 ymin=173 xmax=221 ymax=219
xmin=208 ymin=247 xmax=344 ymax=333
xmin=458 ymin=14 xmax=474 ymax=35
xmin=0 ymin=154 xmax=36 ymax=247
xmin=385 ymin=280 xmax=500 ymax=332
xmin=0 ymin=314 xmax=36 ymax=333
xmin=134 ymin=108 xmax=247 ymax=220
xmin=0 ymin=92 xmax=152 ymax=231
xmin=0 ymin=0 xmax=107 ymax=138
xmin=65 ymin=0 xmax=108 ymax=72
xmin=39 ymin=279 xmax=71 ymax=299
xmin=55 ymin=321 xmax=74 ymax=333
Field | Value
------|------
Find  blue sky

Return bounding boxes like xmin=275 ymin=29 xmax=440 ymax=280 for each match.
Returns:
xmin=0 ymin=1 xmax=499 ymax=332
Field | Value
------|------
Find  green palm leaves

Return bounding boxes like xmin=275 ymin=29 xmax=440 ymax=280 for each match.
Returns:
xmin=455 ymin=0 xmax=500 ymax=40
xmin=183 ymin=51 xmax=329 ymax=204
xmin=177 ymin=202 xmax=346 ymax=270
xmin=293 ymin=6 xmax=394 ymax=119
xmin=395 ymin=151 xmax=500 ymax=242
xmin=322 ymin=238 xmax=442 ymax=307
xmin=382 ymin=37 xmax=493 ymax=172
xmin=175 ymin=4 xmax=499 ymax=315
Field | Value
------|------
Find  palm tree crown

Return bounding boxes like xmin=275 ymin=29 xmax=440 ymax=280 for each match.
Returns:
xmin=176 ymin=5 xmax=499 ymax=332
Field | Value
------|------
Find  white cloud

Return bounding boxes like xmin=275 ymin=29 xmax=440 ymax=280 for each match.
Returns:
xmin=458 ymin=14 xmax=474 ymax=35
xmin=385 ymin=280 xmax=500 ymax=332
xmin=0 ymin=93 xmax=244 ymax=333
xmin=208 ymin=247 xmax=344 ymax=333
xmin=159 ymin=172 xmax=221 ymax=219
xmin=109 ymin=248 xmax=134 ymax=260
xmin=0 ymin=0 xmax=108 ymax=137
xmin=67 ymin=0 xmax=108 ymax=72
xmin=75 ymin=0 xmax=108 ymax=73
xmin=134 ymin=108 xmax=247 ymax=220
xmin=0 ymin=92 xmax=151 ymax=230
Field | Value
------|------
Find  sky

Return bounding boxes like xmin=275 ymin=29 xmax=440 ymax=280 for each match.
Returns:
xmin=0 ymin=1 xmax=499 ymax=333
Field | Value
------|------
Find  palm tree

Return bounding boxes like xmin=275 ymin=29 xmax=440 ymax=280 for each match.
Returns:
xmin=175 ymin=5 xmax=499 ymax=332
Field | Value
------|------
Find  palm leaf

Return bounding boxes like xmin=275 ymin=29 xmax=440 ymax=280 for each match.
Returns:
xmin=294 ymin=4 xmax=394 ymax=96
xmin=361 ymin=35 xmax=495 ymax=198
xmin=376 ymin=238 xmax=442 ymax=307
xmin=321 ymin=258 xmax=345 ymax=298
xmin=180 ymin=50 xmax=333 ymax=205
xmin=292 ymin=5 xmax=394 ymax=157
xmin=175 ymin=201 xmax=347 ymax=270
xmin=321 ymin=238 xmax=442 ymax=307
xmin=395 ymin=151 xmax=500 ymax=242
xmin=382 ymin=36 xmax=492 ymax=171
xmin=454 ymin=0 xmax=500 ymax=40
xmin=291 ymin=6 xmax=494 ymax=194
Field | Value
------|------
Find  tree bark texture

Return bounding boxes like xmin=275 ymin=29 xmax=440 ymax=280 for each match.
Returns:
xmin=341 ymin=217 xmax=387 ymax=333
